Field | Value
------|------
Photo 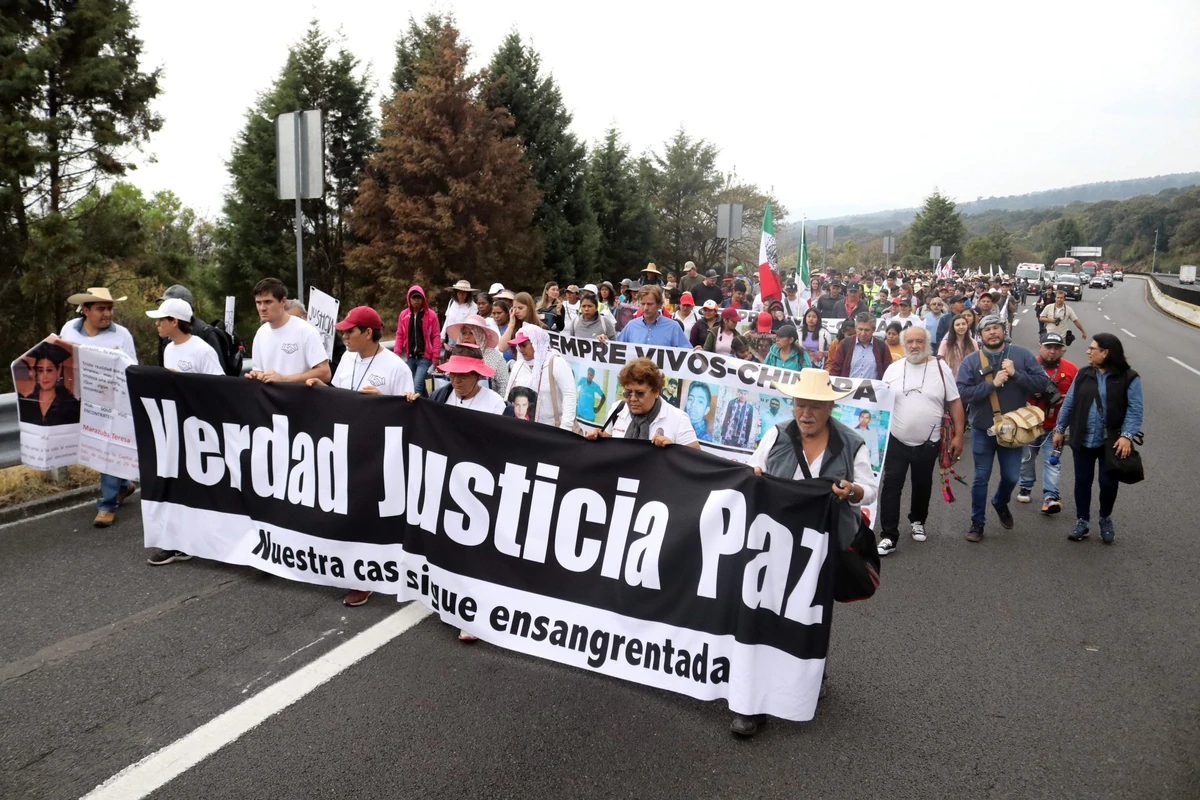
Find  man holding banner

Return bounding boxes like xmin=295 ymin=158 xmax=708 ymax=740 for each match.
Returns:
xmin=246 ymin=278 xmax=331 ymax=386
xmin=58 ymin=287 xmax=139 ymax=528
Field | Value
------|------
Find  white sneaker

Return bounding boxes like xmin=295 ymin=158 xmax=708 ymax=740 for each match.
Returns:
xmin=911 ymin=522 xmax=927 ymax=542
xmin=877 ymin=538 xmax=896 ymax=556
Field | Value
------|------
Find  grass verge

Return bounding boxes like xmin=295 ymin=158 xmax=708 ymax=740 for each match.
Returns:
xmin=0 ymin=465 xmax=100 ymax=509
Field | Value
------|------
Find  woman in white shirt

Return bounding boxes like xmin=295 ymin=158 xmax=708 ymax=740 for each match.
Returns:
xmin=584 ymin=358 xmax=699 ymax=448
xmin=443 ymin=280 xmax=476 ymax=345
xmin=506 ymin=326 xmax=576 ymax=432
xmin=445 ymin=314 xmax=508 ymax=398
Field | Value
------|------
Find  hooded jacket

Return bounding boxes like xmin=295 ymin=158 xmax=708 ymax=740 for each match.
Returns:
xmin=394 ymin=286 xmax=441 ymax=361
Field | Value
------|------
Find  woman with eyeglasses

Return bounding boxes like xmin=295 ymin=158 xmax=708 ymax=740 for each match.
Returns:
xmin=1052 ymin=333 xmax=1143 ymax=544
xmin=584 ymin=357 xmax=699 ymax=448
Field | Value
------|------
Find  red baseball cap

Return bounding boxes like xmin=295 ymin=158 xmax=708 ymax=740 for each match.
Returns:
xmin=680 ymin=292 xmax=695 ymax=305
xmin=756 ymin=312 xmax=773 ymax=333
xmin=335 ymin=306 xmax=383 ymax=330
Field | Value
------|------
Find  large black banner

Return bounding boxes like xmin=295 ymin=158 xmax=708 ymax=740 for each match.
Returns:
xmin=127 ymin=367 xmax=838 ymax=720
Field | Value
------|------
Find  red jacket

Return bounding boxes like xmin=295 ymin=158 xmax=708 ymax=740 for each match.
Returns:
xmin=1030 ymin=357 xmax=1078 ymax=430
xmin=829 ymin=336 xmax=892 ymax=379
xmin=394 ymin=285 xmax=441 ymax=362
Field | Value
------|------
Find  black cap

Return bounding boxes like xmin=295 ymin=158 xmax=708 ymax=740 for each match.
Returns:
xmin=1040 ymin=332 xmax=1066 ymax=346
xmin=705 ymin=269 xmax=718 ymax=278
xmin=158 ymin=284 xmax=194 ymax=305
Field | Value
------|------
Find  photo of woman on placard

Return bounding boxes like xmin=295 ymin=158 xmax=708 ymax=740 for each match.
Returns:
xmin=15 ymin=340 xmax=80 ymax=427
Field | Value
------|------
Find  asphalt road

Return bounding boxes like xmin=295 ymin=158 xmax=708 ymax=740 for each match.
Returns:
xmin=1 ymin=279 xmax=1196 ymax=800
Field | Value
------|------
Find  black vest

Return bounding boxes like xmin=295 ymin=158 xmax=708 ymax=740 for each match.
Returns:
xmin=1067 ymin=366 xmax=1139 ymax=446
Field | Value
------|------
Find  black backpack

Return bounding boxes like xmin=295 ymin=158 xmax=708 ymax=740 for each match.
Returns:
xmin=208 ymin=319 xmax=245 ymax=377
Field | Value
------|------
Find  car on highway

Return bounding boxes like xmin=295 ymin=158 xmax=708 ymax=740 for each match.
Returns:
xmin=1113 ymin=271 xmax=1124 ymax=282
xmin=1090 ymin=275 xmax=1107 ymax=288
xmin=1054 ymin=273 xmax=1084 ymax=300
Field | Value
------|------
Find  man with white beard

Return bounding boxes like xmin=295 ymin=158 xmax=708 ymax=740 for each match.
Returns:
xmin=876 ymin=326 xmax=965 ymax=556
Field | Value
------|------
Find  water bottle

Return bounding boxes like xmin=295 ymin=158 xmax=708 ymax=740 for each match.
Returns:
xmin=1048 ymin=449 xmax=1061 ymax=467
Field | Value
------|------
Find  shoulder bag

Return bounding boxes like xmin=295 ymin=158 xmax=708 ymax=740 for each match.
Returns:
xmin=979 ymin=348 xmax=1044 ymax=448
xmin=545 ymin=354 xmax=583 ymax=435
xmin=1097 ymin=389 xmax=1145 ymax=484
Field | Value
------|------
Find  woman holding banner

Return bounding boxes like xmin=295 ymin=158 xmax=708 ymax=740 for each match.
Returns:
xmin=567 ymin=292 xmax=615 ymax=340
xmin=583 ymin=358 xmax=699 ymax=448
xmin=507 ymin=327 xmax=576 ymax=432
xmin=447 ymin=314 xmax=508 ymax=398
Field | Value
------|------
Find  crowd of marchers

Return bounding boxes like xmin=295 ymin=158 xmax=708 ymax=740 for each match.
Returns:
xmin=47 ymin=258 xmax=1142 ymax=738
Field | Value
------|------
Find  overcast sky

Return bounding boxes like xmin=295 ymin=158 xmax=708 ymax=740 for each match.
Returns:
xmin=127 ymin=0 xmax=1200 ymax=223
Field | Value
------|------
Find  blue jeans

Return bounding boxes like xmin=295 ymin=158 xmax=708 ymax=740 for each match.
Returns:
xmin=98 ymin=473 xmax=131 ymax=512
xmin=1019 ymin=431 xmax=1062 ymax=498
xmin=1072 ymin=446 xmax=1119 ymax=522
xmin=406 ymin=357 xmax=432 ymax=398
xmin=971 ymin=432 xmax=1023 ymax=526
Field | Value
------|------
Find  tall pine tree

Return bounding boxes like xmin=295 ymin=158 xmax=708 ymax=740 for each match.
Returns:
xmin=346 ymin=24 xmax=542 ymax=312
xmin=483 ymin=33 xmax=598 ymax=284
xmin=585 ymin=128 xmax=656 ymax=276
xmin=218 ymin=21 xmax=374 ymax=311
xmin=901 ymin=190 xmax=966 ymax=269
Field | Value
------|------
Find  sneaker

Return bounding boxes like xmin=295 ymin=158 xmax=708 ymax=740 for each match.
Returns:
xmin=1099 ymin=517 xmax=1115 ymax=544
xmin=343 ymin=590 xmax=372 ymax=607
xmin=910 ymin=522 xmax=927 ymax=542
xmin=1041 ymin=497 xmax=1062 ymax=515
xmin=877 ymin=538 xmax=896 ymax=556
xmin=116 ymin=482 xmax=139 ymax=506
xmin=93 ymin=510 xmax=115 ymax=528
xmin=146 ymin=549 xmax=192 ymax=566
xmin=458 ymin=629 xmax=479 ymax=642
xmin=1068 ymin=519 xmax=1090 ymax=541
xmin=730 ymin=713 xmax=766 ymax=737
xmin=1017 ymin=488 xmax=1032 ymax=504
xmin=992 ymin=502 xmax=1014 ymax=530
xmin=965 ymin=523 xmax=984 ymax=543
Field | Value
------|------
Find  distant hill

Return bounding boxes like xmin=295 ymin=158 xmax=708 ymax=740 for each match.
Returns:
xmin=779 ymin=172 xmax=1200 ymax=246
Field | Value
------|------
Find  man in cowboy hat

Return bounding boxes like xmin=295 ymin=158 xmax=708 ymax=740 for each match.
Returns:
xmin=738 ymin=368 xmax=879 ymax=737
xmin=59 ymin=287 xmax=139 ymax=528
xmin=640 ymin=262 xmax=663 ymax=287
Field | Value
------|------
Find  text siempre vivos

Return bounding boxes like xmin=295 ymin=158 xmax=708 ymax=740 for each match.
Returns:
xmin=139 ymin=399 xmax=827 ymax=620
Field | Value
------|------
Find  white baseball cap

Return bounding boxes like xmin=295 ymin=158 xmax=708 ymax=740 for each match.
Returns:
xmin=146 ymin=297 xmax=193 ymax=322
xmin=702 ymin=299 xmax=719 ymax=310
xmin=488 ymin=282 xmax=505 ymax=295
xmin=582 ymin=283 xmax=599 ymax=294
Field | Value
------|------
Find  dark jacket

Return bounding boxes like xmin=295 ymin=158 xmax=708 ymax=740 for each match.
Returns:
xmin=1061 ymin=366 xmax=1140 ymax=448
xmin=817 ymin=296 xmax=868 ymax=321
xmin=956 ymin=344 xmax=1051 ymax=431
xmin=829 ymin=336 xmax=892 ymax=379
xmin=689 ymin=283 xmax=724 ymax=308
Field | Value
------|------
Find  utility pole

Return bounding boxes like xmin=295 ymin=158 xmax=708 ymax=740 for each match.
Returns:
xmin=1152 ymin=228 xmax=1159 ymax=273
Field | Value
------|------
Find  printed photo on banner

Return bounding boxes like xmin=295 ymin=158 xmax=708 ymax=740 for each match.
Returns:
xmin=683 ymin=380 xmax=717 ymax=443
xmin=572 ymin=364 xmax=614 ymax=424
xmin=14 ymin=337 xmax=80 ymax=427
xmin=715 ymin=386 xmax=758 ymax=450
xmin=834 ymin=405 xmax=891 ymax=473
xmin=508 ymin=386 xmax=539 ymax=422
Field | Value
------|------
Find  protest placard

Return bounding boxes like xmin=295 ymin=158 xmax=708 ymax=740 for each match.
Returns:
xmin=307 ymin=287 xmax=340 ymax=359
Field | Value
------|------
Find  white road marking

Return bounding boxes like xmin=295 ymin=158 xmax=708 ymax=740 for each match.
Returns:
xmin=1169 ymin=357 xmax=1200 ymax=377
xmin=0 ymin=499 xmax=95 ymax=532
xmin=1021 ymin=308 xmax=1028 ymax=314
xmin=82 ymin=603 xmax=433 ymax=800
xmin=1012 ymin=319 xmax=1019 ymax=326
xmin=1104 ymin=315 xmax=1111 ymax=321
xmin=1120 ymin=328 xmax=1137 ymax=338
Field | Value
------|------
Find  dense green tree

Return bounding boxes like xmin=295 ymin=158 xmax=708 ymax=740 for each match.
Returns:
xmin=900 ymin=191 xmax=966 ymax=270
xmin=0 ymin=0 xmax=162 ymax=381
xmin=483 ymin=33 xmax=599 ymax=285
xmin=346 ymin=24 xmax=543 ymax=312
xmin=963 ymin=222 xmax=1014 ymax=269
xmin=391 ymin=12 xmax=455 ymax=94
xmin=218 ymin=21 xmax=375 ymax=316
xmin=1043 ymin=216 xmax=1084 ymax=262
xmin=644 ymin=129 xmax=723 ymax=274
xmin=585 ymin=128 xmax=657 ymax=277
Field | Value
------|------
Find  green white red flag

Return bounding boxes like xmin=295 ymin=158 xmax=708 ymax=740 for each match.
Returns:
xmin=757 ymin=202 xmax=782 ymax=301
xmin=798 ymin=219 xmax=810 ymax=302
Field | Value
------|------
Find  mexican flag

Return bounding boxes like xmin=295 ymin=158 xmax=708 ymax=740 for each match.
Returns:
xmin=758 ymin=202 xmax=782 ymax=302
xmin=797 ymin=219 xmax=810 ymax=302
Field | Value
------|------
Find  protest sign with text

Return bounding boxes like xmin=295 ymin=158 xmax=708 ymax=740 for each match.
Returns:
xmin=307 ymin=287 xmax=340 ymax=359
xmin=128 ymin=369 xmax=839 ymax=721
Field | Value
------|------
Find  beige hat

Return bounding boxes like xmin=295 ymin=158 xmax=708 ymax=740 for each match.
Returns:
xmin=773 ymin=369 xmax=853 ymax=402
xmin=448 ymin=279 xmax=476 ymax=293
xmin=67 ymin=287 xmax=127 ymax=305
xmin=641 ymin=262 xmax=662 ymax=275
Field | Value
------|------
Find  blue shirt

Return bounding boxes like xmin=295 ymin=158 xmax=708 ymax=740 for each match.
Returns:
xmin=576 ymin=378 xmax=605 ymax=422
xmin=849 ymin=341 xmax=877 ymax=379
xmin=616 ymin=313 xmax=691 ymax=348
xmin=1055 ymin=371 xmax=1144 ymax=447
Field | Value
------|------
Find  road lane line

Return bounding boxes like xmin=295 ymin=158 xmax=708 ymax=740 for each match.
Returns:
xmin=81 ymin=603 xmax=433 ymax=800
xmin=1169 ymin=357 xmax=1200 ymax=377
xmin=1104 ymin=315 xmax=1111 ymax=321
xmin=1120 ymin=328 xmax=1137 ymax=338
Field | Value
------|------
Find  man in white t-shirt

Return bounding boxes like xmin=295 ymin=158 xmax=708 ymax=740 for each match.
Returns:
xmin=58 ymin=286 xmax=139 ymax=528
xmin=876 ymin=326 xmax=965 ymax=556
xmin=143 ymin=297 xmax=224 ymax=568
xmin=306 ymin=305 xmax=414 ymax=608
xmin=146 ymin=298 xmax=224 ymax=377
xmin=245 ymin=277 xmax=330 ymax=384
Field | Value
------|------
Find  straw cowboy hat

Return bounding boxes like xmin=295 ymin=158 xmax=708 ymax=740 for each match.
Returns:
xmin=448 ymin=279 xmax=477 ymax=293
xmin=641 ymin=262 xmax=662 ymax=275
xmin=774 ymin=369 xmax=853 ymax=402
xmin=67 ymin=287 xmax=127 ymax=305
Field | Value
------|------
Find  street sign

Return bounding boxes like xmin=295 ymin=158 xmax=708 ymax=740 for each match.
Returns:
xmin=1069 ymin=246 xmax=1102 ymax=258
xmin=816 ymin=225 xmax=834 ymax=249
xmin=929 ymin=245 xmax=942 ymax=260
xmin=716 ymin=203 xmax=743 ymax=239
xmin=882 ymin=236 xmax=896 ymax=256
xmin=276 ymin=110 xmax=324 ymax=304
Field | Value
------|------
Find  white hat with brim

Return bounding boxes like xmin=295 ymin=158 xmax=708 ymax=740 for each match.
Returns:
xmin=446 ymin=314 xmax=500 ymax=349
xmin=773 ymin=369 xmax=853 ymax=402
xmin=642 ymin=263 xmax=662 ymax=275
xmin=448 ymin=280 xmax=476 ymax=293
xmin=67 ymin=287 xmax=127 ymax=305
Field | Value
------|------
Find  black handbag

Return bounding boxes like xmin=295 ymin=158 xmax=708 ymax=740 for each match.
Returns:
xmin=789 ymin=427 xmax=880 ymax=602
xmin=1104 ymin=431 xmax=1144 ymax=484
